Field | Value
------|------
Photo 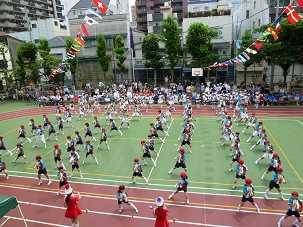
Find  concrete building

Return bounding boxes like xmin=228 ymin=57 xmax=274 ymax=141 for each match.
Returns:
xmin=0 ymin=0 xmax=64 ymax=34
xmin=135 ymin=0 xmax=187 ymax=33
xmin=8 ymin=18 xmax=67 ymax=43
xmin=187 ymin=0 xmax=231 ymax=14
xmin=131 ymin=5 xmax=137 ymax=22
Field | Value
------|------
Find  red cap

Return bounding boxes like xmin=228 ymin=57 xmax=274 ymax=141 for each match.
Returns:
xmin=58 ymin=166 xmax=63 ymax=169
xmin=38 ymin=125 xmax=42 ymax=127
xmin=235 ymin=131 xmax=240 ymax=134
xmin=180 ymin=172 xmax=187 ymax=178
xmin=187 ymin=119 xmax=190 ymax=122
xmin=156 ymin=117 xmax=159 ymax=119
xmin=185 ymin=129 xmax=189 ymax=132
xmin=85 ymin=122 xmax=89 ymax=125
xmin=35 ymin=155 xmax=41 ymax=159
xmin=43 ymin=114 xmax=46 ymax=117
xmin=150 ymin=123 xmax=154 ymax=125
xmin=58 ymin=116 xmax=61 ymax=119
xmin=234 ymin=143 xmax=239 ymax=147
xmin=180 ymin=148 xmax=185 ymax=153
xmin=110 ymin=118 xmax=113 ymax=121
xmin=30 ymin=118 xmax=33 ymax=121
xmin=75 ymin=131 xmax=79 ymax=134
xmin=141 ymin=140 xmax=145 ymax=144
xmin=94 ymin=116 xmax=97 ymax=119
xmin=54 ymin=144 xmax=59 ymax=148
xmin=273 ymin=153 xmax=278 ymax=157
xmin=265 ymin=140 xmax=270 ymax=143
xmin=67 ymin=135 xmax=71 ymax=138
xmin=20 ymin=125 xmax=24 ymax=128
xmin=0 ymin=136 xmax=3 ymax=139
xmin=276 ymin=167 xmax=283 ymax=172
xmin=70 ymin=100 xmax=73 ymax=103
xmin=16 ymin=143 xmax=21 ymax=146
xmin=252 ymin=113 xmax=256 ymax=115
xmin=134 ymin=158 xmax=139 ymax=162
xmin=225 ymin=124 xmax=229 ymax=127
xmin=119 ymin=185 xmax=125 ymax=189
xmin=291 ymin=191 xmax=299 ymax=196
xmin=71 ymin=151 xmax=76 ymax=155
xmin=158 ymin=109 xmax=161 ymax=112
xmin=245 ymin=104 xmax=248 ymax=106
xmin=86 ymin=140 xmax=90 ymax=143
xmin=47 ymin=121 xmax=51 ymax=124
xmin=238 ymin=159 xmax=244 ymax=164
xmin=102 ymin=128 xmax=106 ymax=131
xmin=262 ymin=129 xmax=266 ymax=131
xmin=63 ymin=104 xmax=65 ymax=106
xmin=148 ymin=134 xmax=152 ymax=137
xmin=224 ymin=111 xmax=227 ymax=114
xmin=245 ymin=178 xmax=252 ymax=184
xmin=259 ymin=121 xmax=263 ymax=124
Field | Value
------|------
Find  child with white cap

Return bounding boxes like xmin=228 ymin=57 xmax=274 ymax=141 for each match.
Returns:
xmin=153 ymin=197 xmax=170 ymax=227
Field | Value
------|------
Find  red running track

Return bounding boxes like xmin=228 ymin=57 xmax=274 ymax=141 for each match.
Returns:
xmin=0 ymin=175 xmax=299 ymax=227
xmin=0 ymin=105 xmax=303 ymax=121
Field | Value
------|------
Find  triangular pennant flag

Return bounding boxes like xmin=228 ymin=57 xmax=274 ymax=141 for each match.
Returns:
xmin=242 ymin=52 xmax=250 ymax=60
xmin=275 ymin=18 xmax=281 ymax=34
xmin=251 ymin=43 xmax=263 ymax=50
xmin=70 ymin=46 xmax=80 ymax=52
xmin=77 ymin=30 xmax=86 ymax=43
xmin=256 ymin=37 xmax=267 ymax=42
xmin=69 ymin=50 xmax=76 ymax=55
xmin=246 ymin=48 xmax=257 ymax=54
xmin=66 ymin=52 xmax=75 ymax=57
xmin=207 ymin=67 xmax=211 ymax=70
xmin=267 ymin=27 xmax=278 ymax=39
xmin=238 ymin=55 xmax=247 ymax=62
xmin=285 ymin=5 xmax=302 ymax=24
xmin=89 ymin=6 xmax=103 ymax=19
xmin=84 ymin=15 xmax=98 ymax=25
xmin=74 ymin=38 xmax=84 ymax=46
xmin=73 ymin=44 xmax=81 ymax=48
xmin=235 ymin=57 xmax=242 ymax=63
xmin=93 ymin=0 xmax=108 ymax=14
xmin=262 ymin=32 xmax=271 ymax=37
xmin=81 ymin=23 xmax=90 ymax=37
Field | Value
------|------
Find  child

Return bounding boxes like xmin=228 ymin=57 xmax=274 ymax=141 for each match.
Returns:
xmin=168 ymin=148 xmax=187 ymax=174
xmin=0 ymin=157 xmax=9 ymax=179
xmin=264 ymin=167 xmax=286 ymax=201
xmin=168 ymin=172 xmax=189 ymax=204
xmin=66 ymin=135 xmax=80 ymax=159
xmin=0 ymin=136 xmax=13 ymax=156
xmin=79 ymin=104 xmax=86 ymax=120
xmin=242 ymin=113 xmax=257 ymax=133
xmin=236 ymin=178 xmax=260 ymax=214
xmin=250 ymin=128 xmax=267 ymax=150
xmin=155 ymin=117 xmax=169 ymax=137
xmin=109 ymin=119 xmax=123 ymax=136
xmin=93 ymin=116 xmax=101 ymax=134
xmin=55 ymin=106 xmax=61 ymax=120
xmin=69 ymin=151 xmax=82 ymax=178
xmin=119 ymin=108 xmax=130 ymax=129
xmin=17 ymin=125 xmax=32 ymax=143
xmin=86 ymin=103 xmax=94 ymax=117
xmin=141 ymin=140 xmax=156 ymax=167
xmin=260 ymin=153 xmax=281 ymax=180
xmin=104 ymin=106 xmax=112 ymax=125
xmin=230 ymin=131 xmax=240 ymax=153
xmin=43 ymin=114 xmax=49 ymax=129
xmin=82 ymin=140 xmax=98 ymax=165
xmin=229 ymin=144 xmax=242 ymax=171
xmin=177 ymin=129 xmax=192 ymax=153
xmin=65 ymin=108 xmax=73 ymax=127
xmin=28 ymin=118 xmax=36 ymax=136
xmin=53 ymin=144 xmax=66 ymax=170
xmin=46 ymin=121 xmax=58 ymax=141
xmin=132 ymin=158 xmax=148 ymax=184
xmin=129 ymin=105 xmax=140 ymax=121
xmin=150 ymin=123 xmax=164 ymax=143
xmin=237 ymin=103 xmax=248 ymax=125
xmin=33 ymin=125 xmax=46 ymax=148
xmin=277 ymin=192 xmax=302 ymax=227
xmin=57 ymin=166 xmax=68 ymax=196
xmin=57 ymin=116 xmax=64 ymax=135
xmin=255 ymin=140 xmax=273 ymax=165
xmin=75 ymin=131 xmax=84 ymax=151
xmin=247 ymin=121 xmax=263 ymax=143
xmin=84 ymin=122 xmax=97 ymax=142
xmin=232 ymin=159 xmax=247 ymax=188
xmin=147 ymin=134 xmax=159 ymax=157
xmin=165 ymin=104 xmax=174 ymax=121
xmin=12 ymin=143 xmax=27 ymax=163
xmin=117 ymin=185 xmax=138 ymax=213
xmin=221 ymin=124 xmax=233 ymax=146
xmin=34 ymin=155 xmax=52 ymax=186
xmin=157 ymin=110 xmax=169 ymax=129
xmin=70 ymin=100 xmax=77 ymax=115
xmin=97 ymin=128 xmax=110 ymax=150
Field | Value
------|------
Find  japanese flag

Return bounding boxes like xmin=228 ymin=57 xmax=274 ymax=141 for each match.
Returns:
xmin=93 ymin=0 xmax=108 ymax=15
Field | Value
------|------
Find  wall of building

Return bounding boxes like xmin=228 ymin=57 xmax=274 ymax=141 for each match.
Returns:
xmin=0 ymin=43 xmax=14 ymax=87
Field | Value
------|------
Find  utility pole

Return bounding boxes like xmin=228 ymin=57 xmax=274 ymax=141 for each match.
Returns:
xmin=24 ymin=7 xmax=33 ymax=42
xmin=270 ymin=0 xmax=279 ymax=85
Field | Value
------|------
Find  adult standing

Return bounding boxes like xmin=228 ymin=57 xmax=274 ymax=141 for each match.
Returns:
xmin=153 ymin=197 xmax=170 ymax=227
xmin=264 ymin=83 xmax=270 ymax=95
xmin=290 ymin=78 xmax=295 ymax=94
xmin=138 ymin=81 xmax=142 ymax=92
xmin=177 ymin=83 xmax=183 ymax=94
xmin=261 ymin=80 xmax=266 ymax=94
xmin=164 ymin=76 xmax=168 ymax=86
xmin=64 ymin=184 xmax=82 ymax=227
xmin=71 ymin=84 xmax=75 ymax=93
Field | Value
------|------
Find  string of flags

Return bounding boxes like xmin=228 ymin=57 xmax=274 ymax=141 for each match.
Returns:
xmin=49 ymin=0 xmax=108 ymax=80
xmin=204 ymin=4 xmax=302 ymax=71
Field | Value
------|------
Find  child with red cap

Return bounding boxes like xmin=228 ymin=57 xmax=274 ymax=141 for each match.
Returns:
xmin=222 ymin=124 xmax=233 ymax=146
xmin=230 ymin=131 xmax=240 ymax=153
xmin=28 ymin=118 xmax=37 ymax=136
xmin=236 ymin=178 xmax=260 ymax=214
xmin=57 ymin=116 xmax=64 ymax=135
xmin=132 ymin=158 xmax=148 ymax=184
xmin=260 ymin=153 xmax=281 ymax=180
xmin=33 ymin=125 xmax=46 ymax=148
xmin=141 ymin=140 xmax=156 ymax=167
xmin=117 ymin=185 xmax=138 ymax=213
xmin=255 ymin=140 xmax=273 ymax=165
xmin=17 ymin=125 xmax=32 ymax=143
xmin=66 ymin=135 xmax=80 ymax=159
xmin=242 ymin=113 xmax=257 ymax=133
xmin=157 ymin=110 xmax=169 ymax=129
xmin=82 ymin=140 xmax=98 ymax=165
xmin=229 ymin=144 xmax=242 ymax=171
xmin=264 ymin=167 xmax=285 ymax=201
xmin=75 ymin=131 xmax=84 ymax=151
xmin=150 ymin=123 xmax=164 ymax=143
xmin=177 ymin=129 xmax=192 ymax=153
xmin=53 ymin=144 xmax=66 ymax=170
xmin=69 ymin=151 xmax=82 ymax=178
xmin=155 ymin=117 xmax=169 ymax=137
xmin=0 ymin=157 xmax=9 ymax=179
xmin=34 ymin=155 xmax=52 ymax=186
xmin=109 ymin=119 xmax=123 ymax=136
xmin=12 ymin=143 xmax=27 ymax=163
xmin=232 ymin=159 xmax=247 ymax=188
xmin=0 ymin=136 xmax=13 ymax=156
xmin=168 ymin=172 xmax=189 ymax=204
xmin=277 ymin=191 xmax=302 ymax=227
xmin=57 ymin=166 xmax=68 ymax=195
xmin=247 ymin=121 xmax=263 ymax=143
xmin=168 ymin=148 xmax=187 ymax=174
xmin=97 ymin=128 xmax=110 ymax=150
xmin=84 ymin=122 xmax=97 ymax=142
xmin=93 ymin=116 xmax=101 ymax=134
xmin=119 ymin=108 xmax=130 ymax=129
xmin=147 ymin=134 xmax=159 ymax=157
xmin=250 ymin=128 xmax=267 ymax=151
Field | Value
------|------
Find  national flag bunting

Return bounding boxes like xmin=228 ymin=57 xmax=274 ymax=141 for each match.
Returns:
xmin=246 ymin=48 xmax=257 ymax=54
xmin=275 ymin=18 xmax=281 ymax=34
xmin=242 ymin=52 xmax=250 ymax=60
xmin=262 ymin=32 xmax=271 ymax=37
xmin=267 ymin=27 xmax=278 ymax=39
xmin=89 ymin=6 xmax=103 ymax=19
xmin=84 ymin=15 xmax=98 ymax=25
xmin=69 ymin=50 xmax=76 ymax=55
xmin=238 ymin=55 xmax=247 ymax=62
xmin=81 ymin=23 xmax=90 ymax=37
xmin=93 ymin=0 xmax=108 ymax=14
xmin=70 ymin=46 xmax=80 ymax=52
xmin=77 ymin=30 xmax=85 ymax=43
xmin=256 ymin=37 xmax=267 ymax=42
xmin=285 ymin=5 xmax=302 ymax=24
xmin=74 ymin=39 xmax=84 ymax=47
xmin=251 ymin=43 xmax=263 ymax=50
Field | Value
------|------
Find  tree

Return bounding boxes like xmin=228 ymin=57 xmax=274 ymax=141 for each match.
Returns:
xmin=160 ymin=15 xmax=182 ymax=83
xmin=96 ymin=33 xmax=111 ymax=84
xmin=141 ymin=33 xmax=164 ymax=86
xmin=15 ymin=46 xmax=27 ymax=86
xmin=254 ymin=19 xmax=303 ymax=86
xmin=113 ymin=35 xmax=127 ymax=82
xmin=186 ymin=22 xmax=220 ymax=78
xmin=65 ymin=36 xmax=78 ymax=84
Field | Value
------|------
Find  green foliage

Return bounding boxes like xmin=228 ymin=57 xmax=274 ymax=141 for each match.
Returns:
xmin=15 ymin=46 xmax=27 ymax=86
xmin=160 ymin=15 xmax=182 ymax=82
xmin=96 ymin=33 xmax=111 ymax=83
xmin=185 ymin=22 xmax=220 ymax=69
xmin=0 ymin=90 xmax=6 ymax=93
xmin=113 ymin=35 xmax=127 ymax=81
xmin=65 ymin=36 xmax=78 ymax=79
xmin=141 ymin=33 xmax=164 ymax=85
xmin=19 ymin=41 xmax=37 ymax=63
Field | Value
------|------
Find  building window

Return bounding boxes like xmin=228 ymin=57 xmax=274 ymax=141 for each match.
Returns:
xmin=0 ymin=60 xmax=4 ymax=69
xmin=177 ymin=12 xmax=182 ymax=18
xmin=193 ymin=6 xmax=199 ymax=12
xmin=222 ymin=50 xmax=227 ymax=55
xmin=141 ymin=0 xmax=145 ymax=4
xmin=253 ymin=21 xmax=255 ymax=29
xmin=32 ymin=23 xmax=37 ymax=28
xmin=106 ymin=38 xmax=113 ymax=48
xmin=246 ymin=10 xmax=249 ymax=19
xmin=54 ymin=21 xmax=58 ymax=26
xmin=91 ymin=40 xmax=97 ymax=46
xmin=205 ymin=6 xmax=209 ymax=11
xmin=254 ymin=1 xmax=256 ymax=9
xmin=80 ymin=11 xmax=82 ymax=14
xmin=141 ymin=7 xmax=146 ymax=12
xmin=258 ymin=19 xmax=261 ymax=27
xmin=142 ymin=15 xmax=147 ymax=21
xmin=34 ymin=39 xmax=39 ymax=44
xmin=73 ymin=11 xmax=76 ymax=15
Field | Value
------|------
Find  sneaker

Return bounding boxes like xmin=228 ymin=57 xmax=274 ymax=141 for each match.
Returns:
xmin=10 ymin=153 xmax=13 ymax=156
xmin=121 ymin=133 xmax=123 ymax=136
xmin=189 ymin=150 xmax=192 ymax=153
xmin=12 ymin=160 xmax=16 ymax=163
xmin=135 ymin=208 xmax=138 ymax=213
xmin=264 ymin=195 xmax=269 ymax=200
xmin=292 ymin=224 xmax=299 ymax=227
xmin=38 ymin=181 xmax=42 ymax=186
xmin=229 ymin=168 xmax=233 ymax=171
xmin=146 ymin=181 xmax=148 ymax=185
xmin=80 ymin=175 xmax=83 ymax=178
xmin=232 ymin=185 xmax=236 ymax=189
xmin=236 ymin=123 xmax=239 ymax=126
xmin=6 ymin=176 xmax=9 ymax=179
xmin=46 ymin=138 xmax=49 ymax=140
xmin=143 ymin=163 xmax=147 ymax=166
xmin=24 ymin=161 xmax=27 ymax=164
xmin=154 ymin=164 xmax=156 ymax=167
xmin=70 ymin=175 xmax=73 ymax=178
xmin=186 ymin=200 xmax=189 ymax=204
xmin=247 ymin=139 xmax=250 ymax=143
xmin=157 ymin=153 xmax=159 ymax=158
xmin=168 ymin=195 xmax=172 ymax=200
xmin=242 ymin=131 xmax=245 ymax=133
xmin=255 ymin=160 xmax=258 ymax=164
xmin=82 ymin=162 xmax=85 ymax=165
xmin=277 ymin=224 xmax=281 ymax=227
xmin=48 ymin=180 xmax=52 ymax=185
xmin=97 ymin=146 xmax=100 ymax=149
xmin=168 ymin=171 xmax=171 ymax=175
xmin=236 ymin=209 xmax=240 ymax=213
xmin=33 ymin=145 xmax=36 ymax=148
xmin=132 ymin=181 xmax=136 ymax=184
xmin=119 ymin=208 xmax=123 ymax=213
xmin=45 ymin=145 xmax=47 ymax=148
xmin=250 ymin=147 xmax=253 ymax=151
xmin=257 ymin=209 xmax=260 ymax=214
xmin=107 ymin=147 xmax=110 ymax=150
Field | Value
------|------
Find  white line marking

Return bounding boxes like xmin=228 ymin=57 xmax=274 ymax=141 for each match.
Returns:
xmin=0 ymin=217 xmax=10 ymax=227
xmin=3 ymin=215 xmax=70 ymax=227
xmin=147 ymin=120 xmax=173 ymax=180
xmin=297 ymin=120 xmax=303 ymax=126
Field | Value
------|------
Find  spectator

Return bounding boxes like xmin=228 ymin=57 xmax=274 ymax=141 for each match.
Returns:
xmin=205 ymin=85 xmax=210 ymax=93
xmin=241 ymin=83 xmax=246 ymax=91
xmin=201 ymin=83 xmax=205 ymax=93
xmin=290 ymin=78 xmax=295 ymax=94
xmin=264 ymin=83 xmax=270 ymax=94
xmin=274 ymin=83 xmax=279 ymax=95
xmin=90 ymin=86 xmax=95 ymax=96
xmin=64 ymin=86 xmax=69 ymax=95
xmin=164 ymin=76 xmax=168 ymax=86
xmin=206 ymin=80 xmax=210 ymax=87
xmin=195 ymin=82 xmax=200 ymax=94
xmin=186 ymin=85 xmax=191 ymax=94
xmin=71 ymin=84 xmax=75 ymax=93
xmin=263 ymin=93 xmax=269 ymax=106
xmin=247 ymin=83 xmax=254 ymax=95
xmin=226 ymin=83 xmax=230 ymax=92
xmin=177 ymin=83 xmax=183 ymax=94
xmin=190 ymin=84 xmax=195 ymax=94
xmin=221 ymin=84 xmax=226 ymax=93
xmin=261 ymin=80 xmax=266 ymax=94
xmin=280 ymin=86 xmax=285 ymax=95
xmin=138 ymin=81 xmax=142 ymax=92
xmin=255 ymin=84 xmax=261 ymax=94
xmin=124 ymin=80 xmax=128 ymax=91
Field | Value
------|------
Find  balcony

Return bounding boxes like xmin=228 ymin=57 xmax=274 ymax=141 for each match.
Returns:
xmin=172 ymin=5 xmax=181 ymax=10
xmin=28 ymin=2 xmax=35 ymax=6
xmin=41 ymin=5 xmax=48 ymax=9
xmin=155 ymin=0 xmax=166 ymax=4
xmin=12 ymin=0 xmax=20 ymax=3
xmin=30 ymin=16 xmax=37 ymax=20
xmin=13 ymin=6 xmax=22 ymax=11
xmin=4 ymin=22 xmax=16 ymax=27
xmin=15 ymin=14 xmax=24 ymax=19
xmin=55 ymin=0 xmax=61 ymax=5
xmin=58 ymin=15 xmax=64 ymax=19
xmin=135 ymin=0 xmax=146 ymax=6
xmin=29 ymin=9 xmax=36 ymax=14
xmin=136 ymin=8 xmax=147 ymax=14
xmin=0 ymin=14 xmax=15 ymax=20
xmin=184 ymin=9 xmax=231 ymax=18
xmin=42 ymin=11 xmax=49 ymax=16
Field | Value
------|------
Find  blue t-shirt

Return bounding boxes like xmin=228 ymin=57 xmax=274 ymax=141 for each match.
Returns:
xmin=243 ymin=184 xmax=254 ymax=198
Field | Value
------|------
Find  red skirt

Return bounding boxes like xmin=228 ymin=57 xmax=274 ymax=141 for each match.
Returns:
xmin=65 ymin=205 xmax=83 ymax=218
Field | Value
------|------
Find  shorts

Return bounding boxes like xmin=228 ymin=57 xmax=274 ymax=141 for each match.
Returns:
xmin=160 ymin=118 xmax=166 ymax=124
xmin=232 ymin=158 xmax=239 ymax=162
xmin=241 ymin=196 xmax=254 ymax=203
xmin=49 ymin=130 xmax=56 ymax=134
xmin=85 ymin=132 xmax=92 ymax=137
xmin=95 ymin=125 xmax=101 ymax=128
xmin=157 ymin=126 xmax=164 ymax=131
xmin=72 ymin=164 xmax=79 ymax=169
xmin=132 ymin=172 xmax=142 ymax=177
xmin=149 ymin=145 xmax=154 ymax=151
xmin=152 ymin=133 xmax=159 ymax=138
xmin=182 ymin=140 xmax=190 ymax=146
xmin=59 ymin=125 xmax=63 ymax=129
xmin=17 ymin=153 xmax=24 ymax=157
xmin=38 ymin=168 xmax=47 ymax=175
xmin=286 ymin=210 xmax=300 ymax=217
xmin=267 ymin=165 xmax=277 ymax=172
xmin=252 ymin=131 xmax=259 ymax=137
xmin=59 ymin=181 xmax=68 ymax=187
xmin=269 ymin=180 xmax=280 ymax=189
xmin=19 ymin=134 xmax=25 ymax=138
xmin=76 ymin=141 xmax=83 ymax=145
xmin=122 ymin=117 xmax=129 ymax=123
xmin=262 ymin=153 xmax=273 ymax=159
xmin=248 ymin=122 xmax=255 ymax=127
xmin=257 ymin=139 xmax=265 ymax=146
xmin=143 ymin=153 xmax=151 ymax=158
xmin=27 ymin=96 xmax=31 ymax=101
xmin=236 ymin=106 xmax=241 ymax=111
xmin=236 ymin=174 xmax=246 ymax=179
xmin=86 ymin=151 xmax=93 ymax=156
xmin=118 ymin=200 xmax=128 ymax=205
xmin=100 ymin=138 xmax=107 ymax=142
xmin=111 ymin=127 xmax=118 ymax=131
xmin=175 ymin=162 xmax=186 ymax=169
xmin=177 ymin=186 xmax=187 ymax=192
xmin=56 ymin=113 xmax=60 ymax=117
xmin=67 ymin=147 xmax=75 ymax=152
xmin=241 ymin=113 xmax=248 ymax=119
xmin=32 ymin=126 xmax=37 ymax=130
xmin=0 ymin=147 xmax=6 ymax=150
xmin=44 ymin=123 xmax=48 ymax=127
xmin=54 ymin=156 xmax=61 ymax=162
xmin=66 ymin=117 xmax=71 ymax=122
